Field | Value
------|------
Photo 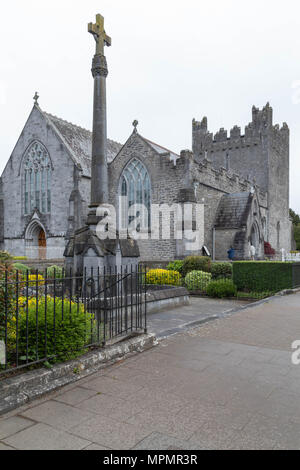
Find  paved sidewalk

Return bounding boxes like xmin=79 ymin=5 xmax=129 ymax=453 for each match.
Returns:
xmin=1 ymin=293 xmax=300 ymax=450
xmin=147 ymin=297 xmax=249 ymax=338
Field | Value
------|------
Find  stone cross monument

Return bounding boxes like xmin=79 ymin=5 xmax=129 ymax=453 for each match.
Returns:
xmin=87 ymin=14 xmax=111 ymax=225
xmin=64 ymin=14 xmax=140 ymax=276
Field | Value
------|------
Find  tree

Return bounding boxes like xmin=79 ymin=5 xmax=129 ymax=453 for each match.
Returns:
xmin=294 ymin=226 xmax=300 ymax=251
xmin=290 ymin=209 xmax=300 ymax=226
xmin=290 ymin=209 xmax=300 ymax=250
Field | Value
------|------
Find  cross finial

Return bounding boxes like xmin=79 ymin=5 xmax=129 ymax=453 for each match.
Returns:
xmin=33 ymin=92 xmax=39 ymax=106
xmin=88 ymin=14 xmax=111 ymax=55
xmin=133 ymin=120 xmax=139 ymax=133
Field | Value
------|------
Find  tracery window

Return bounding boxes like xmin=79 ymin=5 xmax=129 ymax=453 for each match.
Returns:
xmin=24 ymin=142 xmax=52 ymax=215
xmin=119 ymin=159 xmax=151 ymax=230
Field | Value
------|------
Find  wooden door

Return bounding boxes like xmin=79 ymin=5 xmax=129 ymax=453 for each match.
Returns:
xmin=38 ymin=229 xmax=46 ymax=259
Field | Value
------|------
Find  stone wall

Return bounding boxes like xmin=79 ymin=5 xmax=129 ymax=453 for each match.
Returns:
xmin=267 ymin=127 xmax=291 ymax=252
xmin=192 ymin=104 xmax=277 ymax=191
xmin=0 ymin=177 xmax=4 ymax=248
xmin=108 ymin=133 xmax=190 ymax=262
xmin=1 ymin=106 xmax=76 ymax=258
xmin=191 ymin=157 xmax=267 ymax=256
xmin=215 ymin=229 xmax=237 ymax=260
xmin=107 ymin=132 xmax=271 ymax=262
xmin=192 ymin=103 xmax=291 ymax=254
xmin=1 ymin=103 xmax=291 ymax=263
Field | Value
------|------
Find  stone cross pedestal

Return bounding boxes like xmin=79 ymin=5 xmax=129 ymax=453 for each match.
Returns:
xmin=64 ymin=14 xmax=140 ymax=278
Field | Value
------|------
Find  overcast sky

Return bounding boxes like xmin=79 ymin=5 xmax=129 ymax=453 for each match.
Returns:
xmin=1 ymin=0 xmax=300 ymax=211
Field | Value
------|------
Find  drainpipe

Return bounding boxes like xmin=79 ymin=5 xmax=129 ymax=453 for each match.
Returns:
xmin=212 ymin=227 xmax=216 ymax=262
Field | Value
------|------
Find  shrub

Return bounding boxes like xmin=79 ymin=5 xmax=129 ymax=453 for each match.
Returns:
xmin=146 ymin=269 xmax=181 ymax=286
xmin=0 ymin=265 xmax=18 ymax=359
xmin=233 ymin=262 xmax=294 ymax=293
xmin=182 ymin=256 xmax=211 ymax=277
xmin=46 ymin=266 xmax=64 ymax=279
xmin=264 ymin=242 xmax=276 ymax=256
xmin=294 ymin=225 xmax=300 ymax=251
xmin=15 ymin=297 xmax=95 ymax=363
xmin=13 ymin=263 xmax=31 ymax=275
xmin=185 ymin=270 xmax=212 ymax=291
xmin=211 ymin=262 xmax=233 ymax=280
xmin=0 ymin=251 xmax=13 ymax=265
xmin=28 ymin=274 xmax=45 ymax=286
xmin=0 ymin=264 xmax=17 ymax=323
xmin=167 ymin=260 xmax=184 ymax=275
xmin=206 ymin=279 xmax=237 ymax=298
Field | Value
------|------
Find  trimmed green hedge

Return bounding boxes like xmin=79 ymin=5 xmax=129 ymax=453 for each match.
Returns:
xmin=233 ymin=262 xmax=294 ymax=293
xmin=211 ymin=262 xmax=232 ymax=280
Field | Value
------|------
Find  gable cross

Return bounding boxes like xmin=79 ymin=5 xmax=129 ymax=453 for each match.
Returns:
xmin=33 ymin=92 xmax=39 ymax=106
xmin=88 ymin=14 xmax=111 ymax=55
xmin=132 ymin=120 xmax=139 ymax=133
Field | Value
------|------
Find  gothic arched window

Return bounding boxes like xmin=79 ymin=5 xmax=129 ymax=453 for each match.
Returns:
xmin=119 ymin=159 xmax=151 ymax=230
xmin=23 ymin=142 xmax=52 ymax=215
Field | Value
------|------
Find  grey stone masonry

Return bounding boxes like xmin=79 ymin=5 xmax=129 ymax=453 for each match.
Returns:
xmin=193 ymin=103 xmax=291 ymax=254
xmin=0 ymin=99 xmax=292 ymax=262
xmin=0 ymin=177 xmax=4 ymax=247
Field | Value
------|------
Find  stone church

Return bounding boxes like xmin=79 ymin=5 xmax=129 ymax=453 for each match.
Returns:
xmin=0 ymin=98 xmax=292 ymax=262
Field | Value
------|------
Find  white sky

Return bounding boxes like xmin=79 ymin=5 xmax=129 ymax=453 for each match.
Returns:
xmin=1 ymin=0 xmax=300 ymax=211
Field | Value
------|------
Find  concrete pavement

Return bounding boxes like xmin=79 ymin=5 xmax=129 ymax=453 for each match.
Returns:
xmin=147 ymin=296 xmax=249 ymax=338
xmin=1 ymin=293 xmax=300 ymax=450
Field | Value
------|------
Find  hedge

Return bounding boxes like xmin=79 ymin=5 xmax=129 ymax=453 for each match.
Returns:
xmin=211 ymin=262 xmax=232 ymax=280
xmin=206 ymin=279 xmax=237 ymax=298
xmin=232 ymin=262 xmax=294 ymax=293
xmin=13 ymin=296 xmax=95 ymax=363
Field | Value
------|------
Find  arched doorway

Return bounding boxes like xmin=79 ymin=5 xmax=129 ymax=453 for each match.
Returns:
xmin=38 ymin=229 xmax=46 ymax=259
xmin=25 ymin=221 xmax=47 ymax=259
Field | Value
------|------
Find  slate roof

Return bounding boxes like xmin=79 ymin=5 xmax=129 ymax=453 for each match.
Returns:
xmin=214 ymin=192 xmax=252 ymax=229
xmin=40 ymin=107 xmax=180 ymax=174
xmin=42 ymin=110 xmax=122 ymax=177
xmin=143 ymin=137 xmax=180 ymax=164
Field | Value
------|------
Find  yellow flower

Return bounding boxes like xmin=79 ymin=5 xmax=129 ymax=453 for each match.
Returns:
xmin=146 ymin=269 xmax=181 ymax=286
xmin=28 ymin=274 xmax=45 ymax=286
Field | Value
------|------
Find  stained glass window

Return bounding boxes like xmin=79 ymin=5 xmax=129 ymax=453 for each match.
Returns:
xmin=24 ymin=142 xmax=52 ymax=215
xmin=119 ymin=159 xmax=151 ymax=230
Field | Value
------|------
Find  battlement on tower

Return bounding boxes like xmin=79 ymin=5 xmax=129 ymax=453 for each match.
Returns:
xmin=192 ymin=103 xmax=289 ymax=157
xmin=192 ymin=103 xmax=289 ymax=193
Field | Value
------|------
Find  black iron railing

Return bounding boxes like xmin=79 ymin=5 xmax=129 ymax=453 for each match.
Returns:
xmin=0 ymin=266 xmax=147 ymax=375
